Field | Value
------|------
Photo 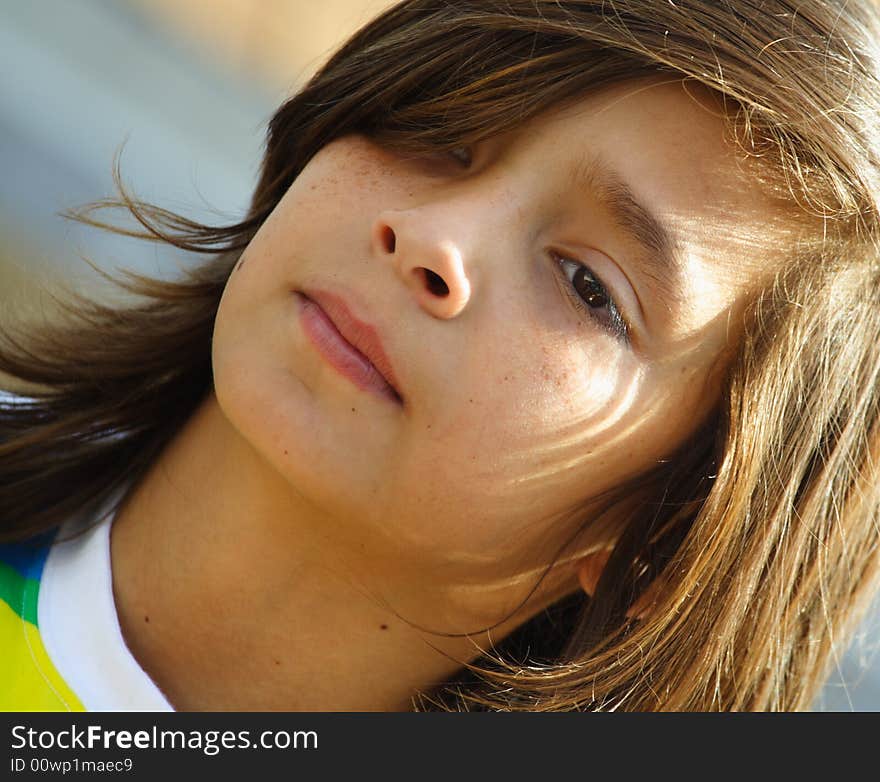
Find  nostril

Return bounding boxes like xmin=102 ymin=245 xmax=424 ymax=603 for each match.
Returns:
xmin=381 ymin=225 xmax=396 ymax=253
xmin=422 ymin=268 xmax=450 ymax=297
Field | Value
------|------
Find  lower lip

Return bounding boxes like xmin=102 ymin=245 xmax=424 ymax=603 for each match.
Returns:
xmin=295 ymin=292 xmax=402 ymax=405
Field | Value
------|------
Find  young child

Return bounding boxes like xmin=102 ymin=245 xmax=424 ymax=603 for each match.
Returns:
xmin=2 ymin=0 xmax=879 ymax=711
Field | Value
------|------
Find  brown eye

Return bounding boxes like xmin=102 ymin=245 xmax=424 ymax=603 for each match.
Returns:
xmin=447 ymin=145 xmax=473 ymax=168
xmin=573 ymin=266 xmax=609 ymax=309
xmin=555 ymin=255 xmax=629 ymax=343
xmin=416 ymin=144 xmax=473 ymax=176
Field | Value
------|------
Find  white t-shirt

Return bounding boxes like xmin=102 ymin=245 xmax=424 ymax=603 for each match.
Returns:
xmin=39 ymin=490 xmax=175 ymax=711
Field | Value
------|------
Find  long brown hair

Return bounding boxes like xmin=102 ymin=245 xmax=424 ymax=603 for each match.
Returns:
xmin=2 ymin=0 xmax=879 ymax=711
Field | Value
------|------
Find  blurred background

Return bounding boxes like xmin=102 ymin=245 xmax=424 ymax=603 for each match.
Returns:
xmin=1 ymin=0 xmax=877 ymax=711
xmin=0 ymin=0 xmax=394 ymax=326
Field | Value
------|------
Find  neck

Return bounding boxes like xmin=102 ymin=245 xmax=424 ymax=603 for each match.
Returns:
xmin=110 ymin=392 xmax=551 ymax=711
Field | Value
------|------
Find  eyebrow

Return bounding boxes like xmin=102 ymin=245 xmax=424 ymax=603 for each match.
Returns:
xmin=572 ymin=155 xmax=686 ymax=313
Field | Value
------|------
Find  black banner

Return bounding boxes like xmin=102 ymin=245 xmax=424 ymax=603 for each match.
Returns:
xmin=0 ymin=712 xmax=868 ymax=777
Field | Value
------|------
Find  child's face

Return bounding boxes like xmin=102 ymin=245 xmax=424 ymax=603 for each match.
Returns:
xmin=212 ymin=79 xmax=787 ymax=595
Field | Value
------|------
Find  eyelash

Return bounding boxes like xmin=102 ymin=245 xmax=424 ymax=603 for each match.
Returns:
xmin=444 ymin=145 xmax=630 ymax=344
xmin=554 ymin=254 xmax=630 ymax=343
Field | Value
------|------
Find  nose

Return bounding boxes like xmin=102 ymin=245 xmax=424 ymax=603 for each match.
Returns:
xmin=372 ymin=211 xmax=472 ymax=319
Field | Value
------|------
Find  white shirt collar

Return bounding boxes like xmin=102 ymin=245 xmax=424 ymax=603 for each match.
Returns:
xmin=38 ymin=489 xmax=175 ymax=711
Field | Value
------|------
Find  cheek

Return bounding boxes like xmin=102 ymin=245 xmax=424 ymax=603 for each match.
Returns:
xmin=488 ymin=335 xmax=635 ymax=436
xmin=289 ymin=138 xmax=406 ymax=218
xmin=419 ymin=334 xmax=637 ymax=483
xmin=388 ymin=337 xmax=646 ymax=550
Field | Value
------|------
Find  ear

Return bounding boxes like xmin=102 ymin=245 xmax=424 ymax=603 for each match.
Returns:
xmin=576 ymin=548 xmax=612 ymax=598
xmin=575 ymin=550 xmax=663 ymax=621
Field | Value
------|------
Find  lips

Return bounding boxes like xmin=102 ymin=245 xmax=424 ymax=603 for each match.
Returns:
xmin=296 ymin=288 xmax=403 ymax=404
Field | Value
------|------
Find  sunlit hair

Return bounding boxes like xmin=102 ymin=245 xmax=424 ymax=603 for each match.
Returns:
xmin=2 ymin=0 xmax=879 ymax=711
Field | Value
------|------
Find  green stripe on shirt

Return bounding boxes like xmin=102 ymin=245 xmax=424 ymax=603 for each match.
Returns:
xmin=0 ymin=560 xmax=39 ymax=626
